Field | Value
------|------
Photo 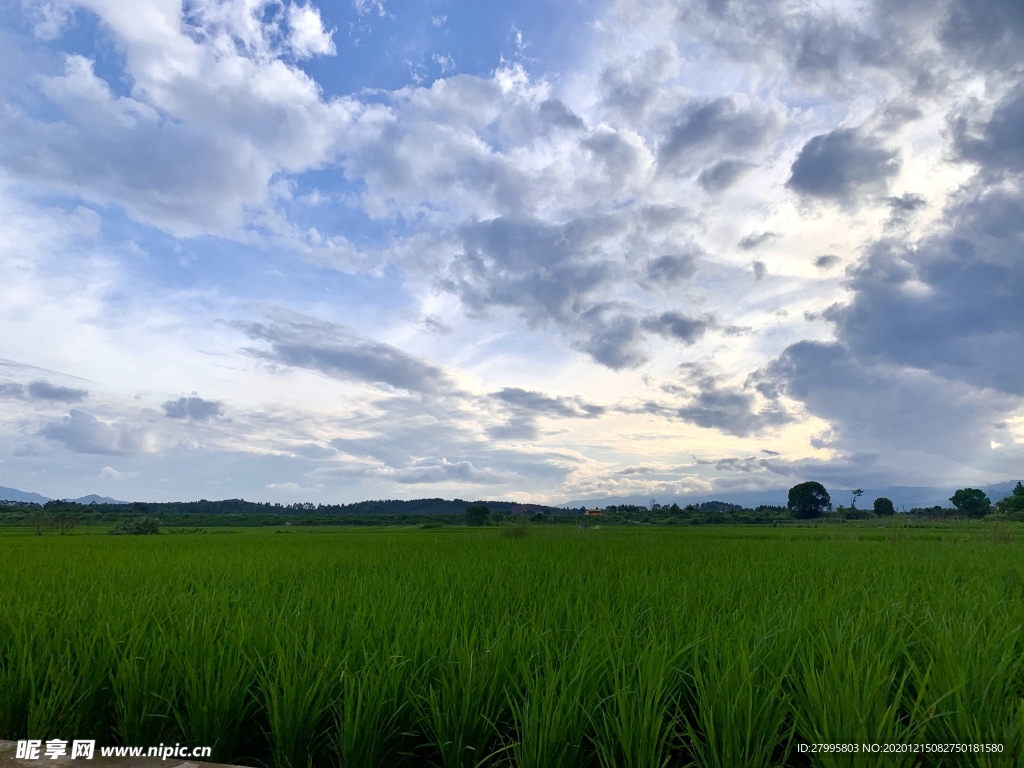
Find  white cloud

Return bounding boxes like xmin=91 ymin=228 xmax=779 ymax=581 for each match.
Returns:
xmin=287 ymin=3 xmax=335 ymax=58
xmin=3 ymin=2 xmax=357 ymax=238
xmin=352 ymin=0 xmax=385 ymax=16
xmin=99 ymin=466 xmax=124 ymax=480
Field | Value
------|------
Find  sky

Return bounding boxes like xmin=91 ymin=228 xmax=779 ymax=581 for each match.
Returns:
xmin=0 ymin=0 xmax=1021 ymax=504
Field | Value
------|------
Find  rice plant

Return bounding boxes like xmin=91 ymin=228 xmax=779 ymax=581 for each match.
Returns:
xmin=1 ymin=523 xmax=1023 ymax=767
xmin=507 ymin=637 xmax=597 ymax=768
xmin=258 ymin=629 xmax=335 ymax=768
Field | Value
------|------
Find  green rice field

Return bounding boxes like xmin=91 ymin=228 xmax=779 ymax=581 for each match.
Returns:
xmin=1 ymin=524 xmax=1023 ymax=767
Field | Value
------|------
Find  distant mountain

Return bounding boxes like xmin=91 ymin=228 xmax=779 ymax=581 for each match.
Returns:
xmin=0 ymin=486 xmax=50 ymax=504
xmin=561 ymin=481 xmax=1019 ymax=512
xmin=0 ymin=487 xmax=127 ymax=505
xmin=72 ymin=494 xmax=128 ymax=505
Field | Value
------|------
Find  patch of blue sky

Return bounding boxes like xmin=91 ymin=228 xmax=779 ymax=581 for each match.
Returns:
xmin=300 ymin=0 xmax=604 ymax=97
xmin=280 ymin=166 xmax=406 ymax=237
xmin=11 ymin=4 xmax=132 ymax=98
xmin=0 ymin=27 xmax=84 ymax=123
xmin=96 ymin=211 xmax=415 ymax=325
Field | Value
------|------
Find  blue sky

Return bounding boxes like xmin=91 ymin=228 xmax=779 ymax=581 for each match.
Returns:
xmin=0 ymin=0 xmax=1021 ymax=503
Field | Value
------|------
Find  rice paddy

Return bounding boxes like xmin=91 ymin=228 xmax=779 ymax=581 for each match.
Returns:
xmin=1 ymin=524 xmax=1022 ymax=767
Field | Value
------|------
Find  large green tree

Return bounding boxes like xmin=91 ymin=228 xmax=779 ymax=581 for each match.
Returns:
xmin=949 ymin=488 xmax=991 ymax=518
xmin=465 ymin=504 xmax=490 ymax=526
xmin=996 ymin=482 xmax=1024 ymax=514
xmin=873 ymin=497 xmax=896 ymax=516
xmin=788 ymin=482 xmax=831 ymax=519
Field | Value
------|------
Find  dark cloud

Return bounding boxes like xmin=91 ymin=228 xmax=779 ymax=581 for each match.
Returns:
xmin=671 ymin=0 xmax=954 ymax=98
xmin=27 ymin=380 xmax=88 ymax=402
xmin=493 ymin=388 xmax=604 ymax=419
xmin=659 ymin=97 xmax=777 ymax=171
xmin=878 ymin=103 xmax=924 ymax=132
xmin=446 ymin=212 xmax=714 ymax=369
xmin=0 ymin=379 xmax=88 ymax=402
xmin=824 ymin=184 xmax=1024 ymax=396
xmin=886 ymin=193 xmax=927 ymax=227
xmin=813 ymin=254 xmax=841 ymax=269
xmin=161 ymin=395 xmax=223 ymax=422
xmin=754 ymin=341 xmax=1015 ymax=461
xmin=639 ymin=364 xmax=792 ymax=437
xmin=751 ymin=260 xmax=767 ymax=281
xmin=537 ymin=98 xmax=586 ymax=131
xmin=238 ymin=313 xmax=455 ymax=395
xmin=615 ymin=465 xmax=656 ymax=476
xmin=646 ymin=252 xmax=699 ymax=285
xmin=582 ymin=129 xmax=647 ymax=187
xmin=40 ymin=409 xmax=154 ymax=455
xmin=786 ymin=128 xmax=900 ymax=206
xmin=343 ymin=97 xmax=530 ymax=219
xmin=641 ymin=312 xmax=713 ymax=344
xmin=447 ymin=215 xmax=619 ymax=325
xmin=599 ymin=43 xmax=679 ymax=118
xmin=391 ymin=458 xmax=508 ymax=485
xmin=422 ymin=315 xmax=454 ymax=334
xmin=789 ymin=15 xmax=896 ymax=84
xmin=446 ymin=216 xmax=662 ymax=369
xmin=676 ymin=385 xmax=789 ymax=437
xmin=797 ymin=84 xmax=1024 ymax=427
xmin=694 ymin=456 xmax=770 ymax=473
xmin=489 ymin=388 xmax=604 ymax=440
xmin=756 ymin=450 xmax=899 ymax=489
xmin=697 ymin=159 xmax=757 ymax=193
xmin=953 ymin=85 xmax=1024 ymax=175
xmin=887 ymin=193 xmax=926 ymax=214
xmin=738 ymin=231 xmax=779 ymax=251
xmin=575 ymin=309 xmax=647 ymax=370
xmin=939 ymin=0 xmax=1024 ymax=69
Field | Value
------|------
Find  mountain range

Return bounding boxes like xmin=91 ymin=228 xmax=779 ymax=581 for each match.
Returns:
xmin=0 ymin=486 xmax=127 ymax=505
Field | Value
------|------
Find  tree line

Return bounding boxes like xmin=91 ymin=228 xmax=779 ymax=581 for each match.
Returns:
xmin=5 ymin=482 xmax=1022 ymax=533
xmin=785 ymin=481 xmax=1024 ymax=519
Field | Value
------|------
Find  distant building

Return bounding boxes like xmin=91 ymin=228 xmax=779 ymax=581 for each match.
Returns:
xmin=584 ymin=509 xmax=603 ymax=517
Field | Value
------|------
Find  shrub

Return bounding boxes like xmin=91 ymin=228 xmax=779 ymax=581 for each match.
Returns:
xmin=501 ymin=517 xmax=530 ymax=539
xmin=108 ymin=516 xmax=161 ymax=535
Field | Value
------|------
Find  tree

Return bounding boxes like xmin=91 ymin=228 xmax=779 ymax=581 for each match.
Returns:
xmin=788 ymin=481 xmax=831 ymax=519
xmin=949 ymin=488 xmax=991 ymax=518
xmin=23 ymin=508 xmax=48 ymax=536
xmin=43 ymin=501 xmax=78 ymax=535
xmin=851 ymin=489 xmax=864 ymax=509
xmin=465 ymin=504 xmax=490 ymax=526
xmin=996 ymin=482 xmax=1024 ymax=514
xmin=873 ymin=497 xmax=896 ymax=516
